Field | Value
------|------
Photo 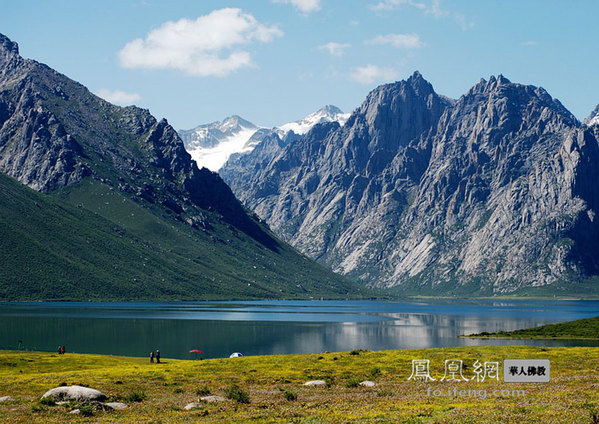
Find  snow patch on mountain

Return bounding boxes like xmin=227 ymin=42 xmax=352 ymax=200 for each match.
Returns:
xmin=278 ymin=105 xmax=350 ymax=135
xmin=188 ymin=127 xmax=259 ymax=172
xmin=180 ymin=116 xmax=260 ymax=171
xmin=583 ymin=105 xmax=599 ymax=127
xmin=586 ymin=114 xmax=599 ymax=127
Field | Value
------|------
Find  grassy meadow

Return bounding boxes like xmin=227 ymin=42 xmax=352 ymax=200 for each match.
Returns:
xmin=0 ymin=346 xmax=598 ymax=423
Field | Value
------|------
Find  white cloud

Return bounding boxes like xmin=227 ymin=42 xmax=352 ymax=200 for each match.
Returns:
xmin=272 ymin=0 xmax=321 ymax=13
xmin=522 ymin=40 xmax=538 ymax=46
xmin=370 ymin=0 xmax=473 ymax=30
xmin=370 ymin=0 xmax=425 ymax=11
xmin=317 ymin=42 xmax=351 ymax=57
xmin=426 ymin=0 xmax=446 ymax=18
xmin=367 ymin=33 xmax=425 ymax=49
xmin=348 ymin=65 xmax=398 ymax=84
xmin=95 ymin=89 xmax=141 ymax=105
xmin=118 ymin=8 xmax=283 ymax=77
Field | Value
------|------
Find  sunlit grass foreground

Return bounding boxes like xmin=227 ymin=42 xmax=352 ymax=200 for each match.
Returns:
xmin=0 ymin=346 xmax=597 ymax=423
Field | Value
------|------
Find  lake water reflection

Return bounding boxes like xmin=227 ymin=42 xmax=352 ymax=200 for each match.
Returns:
xmin=0 ymin=299 xmax=597 ymax=359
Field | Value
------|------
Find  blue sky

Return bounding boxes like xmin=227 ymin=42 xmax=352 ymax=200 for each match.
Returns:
xmin=2 ymin=1 xmax=599 ymax=129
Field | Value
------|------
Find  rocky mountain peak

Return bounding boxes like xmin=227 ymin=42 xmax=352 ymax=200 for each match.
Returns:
xmin=318 ymin=105 xmax=344 ymax=115
xmin=455 ymin=75 xmax=579 ymax=136
xmin=350 ymin=72 xmax=451 ymax=155
xmin=405 ymin=70 xmax=435 ymax=95
xmin=0 ymin=33 xmax=26 ymax=79
xmin=0 ymin=33 xmax=19 ymax=55
xmin=219 ymin=115 xmax=257 ymax=131
xmin=359 ymin=72 xmax=440 ymax=118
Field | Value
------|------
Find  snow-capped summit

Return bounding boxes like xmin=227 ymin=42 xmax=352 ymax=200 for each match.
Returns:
xmin=584 ymin=105 xmax=599 ymax=127
xmin=277 ymin=105 xmax=350 ymax=135
xmin=179 ymin=116 xmax=260 ymax=171
xmin=179 ymin=106 xmax=349 ymax=171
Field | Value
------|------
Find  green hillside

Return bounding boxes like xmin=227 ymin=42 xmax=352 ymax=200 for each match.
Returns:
xmin=463 ymin=315 xmax=599 ymax=340
xmin=0 ymin=172 xmax=370 ymax=300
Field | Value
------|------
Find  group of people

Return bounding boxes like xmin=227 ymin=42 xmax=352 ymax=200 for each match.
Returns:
xmin=149 ymin=349 xmax=161 ymax=363
xmin=57 ymin=345 xmax=66 ymax=355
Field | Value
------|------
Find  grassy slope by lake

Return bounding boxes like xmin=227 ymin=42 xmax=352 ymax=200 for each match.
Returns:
xmin=0 ymin=347 xmax=598 ymax=423
xmin=0 ymin=171 xmax=371 ymax=301
xmin=462 ymin=316 xmax=599 ymax=340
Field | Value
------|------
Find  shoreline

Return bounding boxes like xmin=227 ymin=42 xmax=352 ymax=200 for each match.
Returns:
xmin=459 ymin=335 xmax=599 ymax=340
xmin=1 ymin=294 xmax=598 ymax=303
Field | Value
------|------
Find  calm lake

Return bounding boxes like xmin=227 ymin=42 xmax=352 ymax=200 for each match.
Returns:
xmin=1 ymin=299 xmax=598 ymax=359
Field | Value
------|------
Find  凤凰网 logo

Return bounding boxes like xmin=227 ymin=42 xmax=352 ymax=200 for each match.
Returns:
xmin=407 ymin=358 xmax=550 ymax=382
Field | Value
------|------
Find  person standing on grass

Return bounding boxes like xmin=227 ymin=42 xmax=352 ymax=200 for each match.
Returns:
xmin=150 ymin=351 xmax=154 ymax=363
xmin=156 ymin=350 xmax=160 ymax=364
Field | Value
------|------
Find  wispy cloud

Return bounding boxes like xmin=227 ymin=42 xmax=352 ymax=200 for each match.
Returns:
xmin=271 ymin=0 xmax=321 ymax=14
xmin=366 ymin=33 xmax=425 ymax=49
xmin=369 ymin=0 xmax=425 ymax=12
xmin=95 ymin=89 xmax=141 ymax=105
xmin=453 ymin=12 xmax=474 ymax=31
xmin=349 ymin=65 xmax=398 ymax=84
xmin=317 ymin=42 xmax=351 ymax=57
xmin=425 ymin=0 xmax=446 ymax=17
xmin=370 ymin=0 xmax=473 ymax=30
xmin=522 ymin=40 xmax=538 ymax=46
xmin=118 ymin=8 xmax=283 ymax=77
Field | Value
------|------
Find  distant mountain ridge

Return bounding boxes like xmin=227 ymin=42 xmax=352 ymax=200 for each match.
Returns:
xmin=221 ymin=71 xmax=599 ymax=297
xmin=0 ymin=33 xmax=367 ymax=300
xmin=179 ymin=105 xmax=349 ymax=171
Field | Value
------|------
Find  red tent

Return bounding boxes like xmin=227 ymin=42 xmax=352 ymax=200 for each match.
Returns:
xmin=189 ymin=349 xmax=203 ymax=360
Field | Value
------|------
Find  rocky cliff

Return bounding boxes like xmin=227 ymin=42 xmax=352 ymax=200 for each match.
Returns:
xmin=222 ymin=71 xmax=599 ymax=295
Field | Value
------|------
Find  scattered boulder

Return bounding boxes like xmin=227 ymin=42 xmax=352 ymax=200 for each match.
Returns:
xmin=105 ymin=402 xmax=129 ymax=410
xmin=303 ymin=380 xmax=327 ymax=387
xmin=41 ymin=385 xmax=107 ymax=402
xmin=69 ymin=409 xmax=80 ymax=414
xmin=0 ymin=396 xmax=14 ymax=402
xmin=360 ymin=381 xmax=376 ymax=387
xmin=199 ymin=395 xmax=228 ymax=403
xmin=184 ymin=402 xmax=202 ymax=410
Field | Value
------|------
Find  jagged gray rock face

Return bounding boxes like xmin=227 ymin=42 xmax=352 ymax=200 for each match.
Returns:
xmin=222 ymin=72 xmax=599 ymax=295
xmin=220 ymin=129 xmax=297 ymax=192
xmin=0 ymin=33 xmax=272 ymax=243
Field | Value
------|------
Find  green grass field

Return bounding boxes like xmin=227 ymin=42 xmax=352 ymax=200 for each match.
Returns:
xmin=462 ymin=316 xmax=599 ymax=340
xmin=0 ymin=346 xmax=597 ymax=423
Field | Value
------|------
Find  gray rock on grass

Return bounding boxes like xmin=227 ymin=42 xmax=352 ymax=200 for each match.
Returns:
xmin=303 ymin=380 xmax=327 ymax=387
xmin=184 ymin=402 xmax=202 ymax=410
xmin=360 ymin=381 xmax=376 ymax=387
xmin=41 ymin=385 xmax=107 ymax=402
xmin=199 ymin=395 xmax=228 ymax=402
xmin=105 ymin=402 xmax=129 ymax=410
